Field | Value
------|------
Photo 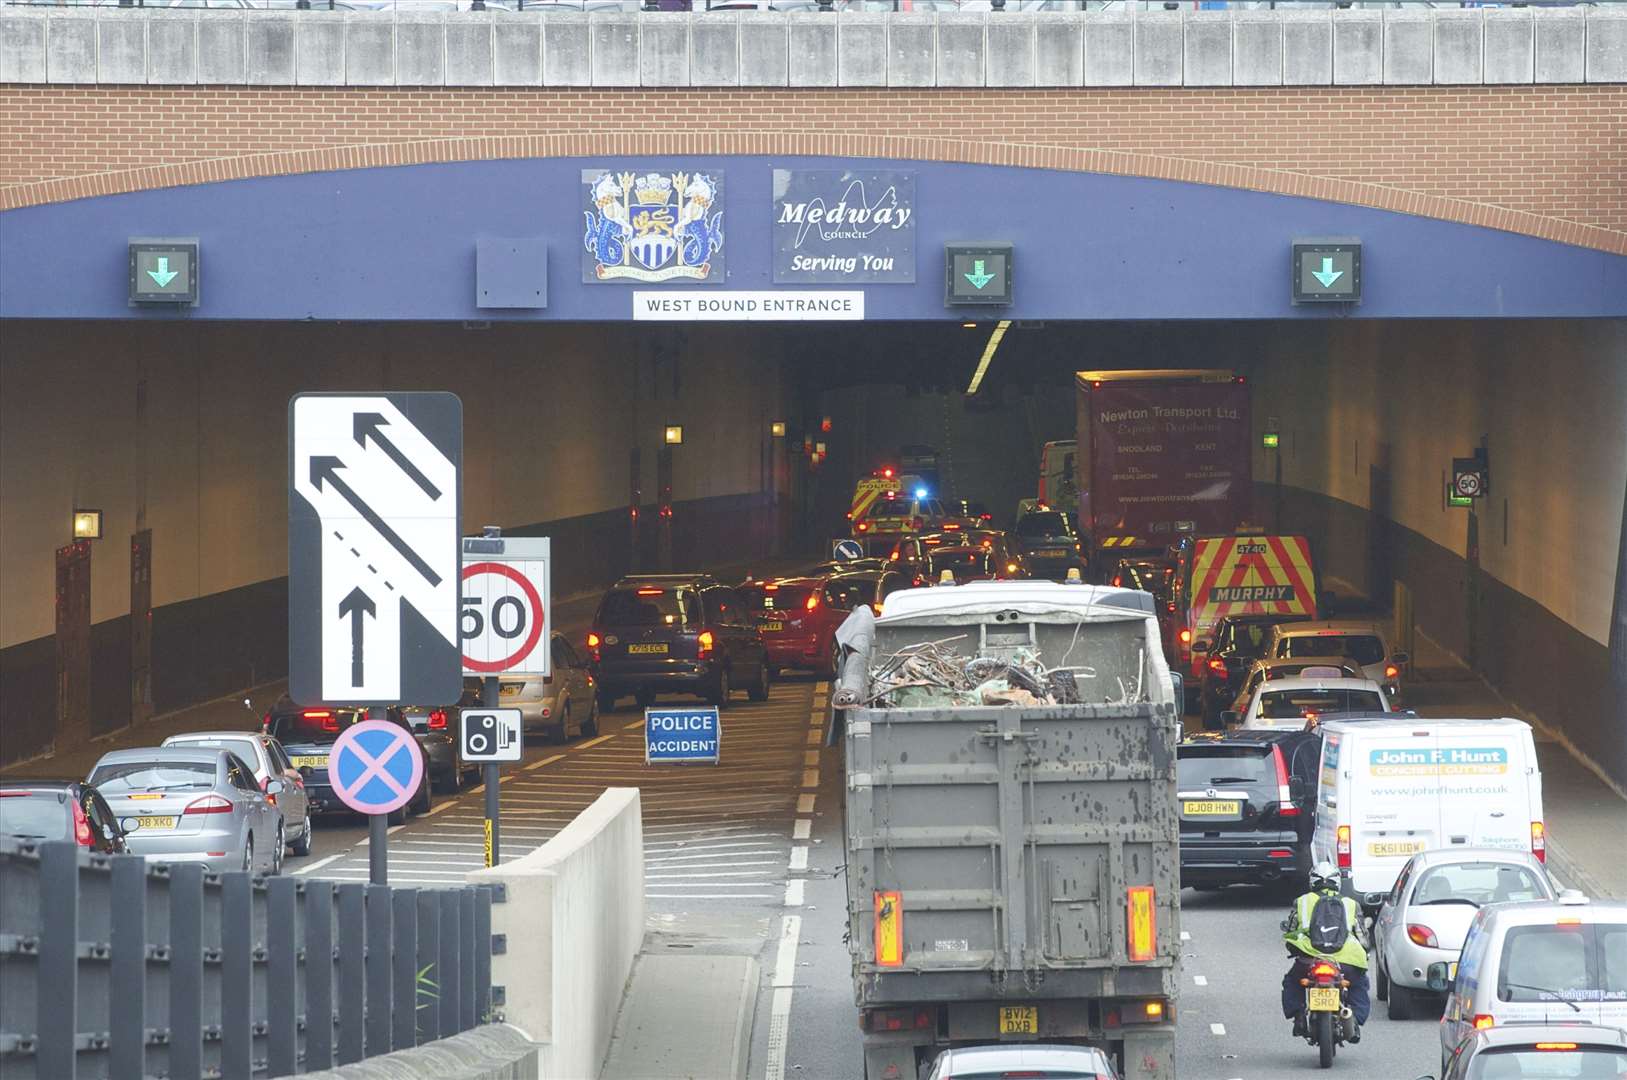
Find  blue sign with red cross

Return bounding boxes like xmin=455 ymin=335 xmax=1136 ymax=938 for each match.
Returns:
xmin=328 ymin=719 xmax=425 ymax=815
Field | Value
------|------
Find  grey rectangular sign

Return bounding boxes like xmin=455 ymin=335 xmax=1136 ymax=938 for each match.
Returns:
xmin=1291 ymin=238 xmax=1361 ymax=304
xmin=129 ymin=239 xmax=199 ymax=306
xmin=583 ymin=168 xmax=725 ymax=284
xmin=773 ymin=170 xmax=915 ymax=284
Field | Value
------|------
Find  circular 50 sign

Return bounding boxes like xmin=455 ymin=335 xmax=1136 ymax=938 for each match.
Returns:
xmin=461 ymin=559 xmax=549 ymax=675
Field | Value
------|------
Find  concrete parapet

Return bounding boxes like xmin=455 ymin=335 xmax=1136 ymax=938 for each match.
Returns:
xmin=299 ymin=1023 xmax=540 ymax=1080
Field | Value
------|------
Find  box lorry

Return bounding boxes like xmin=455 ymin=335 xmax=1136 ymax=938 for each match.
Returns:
xmin=1074 ymin=370 xmax=1252 ymax=577
xmin=835 ymin=581 xmax=1182 ymax=1080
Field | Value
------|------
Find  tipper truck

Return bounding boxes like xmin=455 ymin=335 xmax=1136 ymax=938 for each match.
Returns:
xmin=834 ymin=581 xmax=1183 ymax=1080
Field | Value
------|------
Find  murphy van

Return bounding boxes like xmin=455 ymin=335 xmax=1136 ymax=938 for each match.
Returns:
xmin=1311 ymin=718 xmax=1544 ymax=911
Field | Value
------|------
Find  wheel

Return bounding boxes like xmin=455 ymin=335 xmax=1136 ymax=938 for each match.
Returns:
xmin=711 ymin=668 xmax=732 ymax=709
xmin=1375 ymin=956 xmax=1390 ymax=1002
xmin=551 ymin=705 xmax=571 ymax=744
xmin=415 ymin=778 xmax=433 ymax=816
xmin=1316 ymin=1011 xmax=1336 ymax=1068
xmin=290 ymin=819 xmax=313 ymax=857
xmin=434 ymin=765 xmax=461 ymax=794
xmin=748 ymin=661 xmax=770 ymax=702
xmin=636 ymin=688 xmax=657 ymax=710
xmin=582 ymin=697 xmax=600 ymax=738
xmin=598 ymin=688 xmax=619 ymax=714
xmin=387 ymin=803 xmax=407 ymax=826
xmin=241 ymin=836 xmax=254 ymax=874
xmin=1388 ymin=978 xmax=1415 ymax=1021
xmin=269 ymin=823 xmax=284 ymax=876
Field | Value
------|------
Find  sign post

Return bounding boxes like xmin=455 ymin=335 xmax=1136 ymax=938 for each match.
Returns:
xmin=460 ymin=529 xmax=551 ymax=869
xmin=327 ymin=717 xmax=425 ymax=885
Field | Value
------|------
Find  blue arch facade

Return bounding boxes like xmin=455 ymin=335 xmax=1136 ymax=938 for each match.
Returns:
xmin=2 ymin=155 xmax=1623 ymax=321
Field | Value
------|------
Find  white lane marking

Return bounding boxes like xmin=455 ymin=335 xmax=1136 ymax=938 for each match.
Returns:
xmin=801 ymin=769 xmax=819 ymax=789
xmin=796 ymin=794 xmax=816 ymax=814
xmin=644 ymin=855 xmax=782 ymax=867
xmin=524 ymin=754 xmax=566 ymax=772
xmin=575 ymin=734 xmax=616 ymax=749
xmin=645 ymin=871 xmax=782 ymax=880
xmin=293 ymin=852 xmax=347 ymax=876
xmin=792 ymin=820 xmax=811 ymax=841
xmin=1193 ymin=975 xmax=1208 ymax=986
xmin=1210 ymin=1023 xmax=1226 ymax=1036
xmin=784 ymin=879 xmax=805 ymax=907
xmin=788 ymin=847 xmax=809 ymax=872
xmin=646 ymin=893 xmax=775 ymax=899
xmin=765 ymin=915 xmax=801 ymax=1080
xmin=1181 ymin=931 xmax=1191 ymax=941
xmin=646 ymin=839 xmax=783 ymax=852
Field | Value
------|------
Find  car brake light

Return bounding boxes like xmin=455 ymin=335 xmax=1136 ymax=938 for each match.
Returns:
xmin=1531 ymin=820 xmax=1546 ymax=862
xmin=1271 ymin=744 xmax=1298 ymax=817
xmin=1207 ymin=657 xmax=1227 ymax=674
xmin=856 ymin=522 xmax=869 ymax=532
xmin=428 ymin=709 xmax=447 ymax=731
xmin=1473 ymin=1015 xmax=1495 ymax=1030
xmin=71 ymin=798 xmax=94 ymax=846
xmin=303 ymin=709 xmax=339 ymax=732
xmin=805 ymin=592 xmax=821 ymax=612
xmin=587 ymin=632 xmax=601 ymax=647
xmin=1406 ymin=924 xmax=1438 ymax=948
xmin=697 ymin=630 xmax=714 ymax=658
xmin=636 ymin=587 xmax=664 ymax=596
xmin=184 ymin=795 xmax=233 ymax=815
xmin=1535 ymin=1043 xmax=1578 ymax=1051
xmin=1336 ymin=825 xmax=1351 ymax=869
xmin=1384 ymin=664 xmax=1400 ymax=679
xmin=1179 ymin=628 xmax=1192 ymax=645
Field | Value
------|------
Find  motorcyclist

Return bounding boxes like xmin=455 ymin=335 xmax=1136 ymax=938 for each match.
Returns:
xmin=1282 ymin=861 xmax=1371 ymax=1042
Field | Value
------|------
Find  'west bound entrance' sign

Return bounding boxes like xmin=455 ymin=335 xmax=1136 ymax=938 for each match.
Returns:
xmin=773 ymin=170 xmax=916 ymax=284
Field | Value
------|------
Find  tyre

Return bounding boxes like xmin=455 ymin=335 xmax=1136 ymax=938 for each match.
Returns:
xmin=387 ymin=803 xmax=407 ymax=826
xmin=416 ymin=779 xmax=433 ymax=816
xmin=1388 ymin=979 xmax=1414 ymax=1021
xmin=269 ymin=824 xmax=284 ymax=876
xmin=748 ymin=662 xmax=770 ymax=702
xmin=1375 ymin=957 xmax=1390 ymax=1003
xmin=582 ymin=698 xmax=600 ymax=738
xmin=711 ymin=668 xmax=732 ymax=709
xmin=597 ymin=688 xmax=619 ymax=714
xmin=1316 ymin=1011 xmax=1336 ymax=1068
xmin=552 ymin=705 xmax=571 ymax=744
xmin=291 ymin=819 xmax=313 ymax=857
xmin=434 ymin=766 xmax=460 ymax=795
xmin=241 ymin=836 xmax=254 ymax=874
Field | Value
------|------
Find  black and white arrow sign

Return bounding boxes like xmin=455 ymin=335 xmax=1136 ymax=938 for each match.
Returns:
xmin=289 ymin=393 xmax=462 ymax=707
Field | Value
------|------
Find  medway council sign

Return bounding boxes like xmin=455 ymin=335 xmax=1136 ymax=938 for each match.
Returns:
xmin=773 ymin=170 xmax=916 ymax=284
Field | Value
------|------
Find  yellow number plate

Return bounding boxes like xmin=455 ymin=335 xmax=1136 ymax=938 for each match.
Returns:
xmin=760 ymin=622 xmax=784 ymax=632
xmin=499 ymin=684 xmax=523 ymax=698
xmin=135 ymin=816 xmax=178 ymax=830
xmin=627 ymin=643 xmax=669 ymax=655
xmin=999 ymin=1006 xmax=1038 ymax=1035
xmin=291 ymin=755 xmax=327 ymax=770
xmin=1368 ymin=840 xmax=1425 ymax=858
xmin=1306 ymin=988 xmax=1341 ymax=1012
xmin=1182 ymin=800 xmax=1241 ymax=816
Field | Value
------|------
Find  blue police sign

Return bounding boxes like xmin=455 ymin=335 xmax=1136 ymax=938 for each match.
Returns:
xmin=328 ymin=719 xmax=425 ymax=815
xmin=645 ymin=707 xmax=721 ymax=765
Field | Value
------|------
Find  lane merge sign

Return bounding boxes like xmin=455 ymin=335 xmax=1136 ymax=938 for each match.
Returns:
xmin=328 ymin=720 xmax=424 ymax=816
xmin=460 ymin=536 xmax=552 ymax=676
xmin=461 ymin=708 xmax=523 ymax=763
xmin=645 ymin=706 xmax=721 ymax=765
xmin=289 ymin=392 xmax=463 ymax=707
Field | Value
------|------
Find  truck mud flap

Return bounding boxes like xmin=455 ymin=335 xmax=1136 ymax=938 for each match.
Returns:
xmin=1121 ymin=1027 xmax=1176 ymax=1080
xmin=864 ymin=1041 xmax=919 ymax=1080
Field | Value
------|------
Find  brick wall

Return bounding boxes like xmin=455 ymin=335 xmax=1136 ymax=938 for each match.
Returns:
xmin=2 ymin=85 xmax=1624 ymax=252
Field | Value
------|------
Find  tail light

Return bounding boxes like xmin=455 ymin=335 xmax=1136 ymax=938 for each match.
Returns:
xmin=980 ymin=513 xmax=992 ymax=521
xmin=1178 ymin=628 xmax=1192 ymax=645
xmin=845 ymin=511 xmax=852 ymax=520
xmin=1473 ymin=1015 xmax=1496 ymax=1031
xmin=1531 ymin=820 xmax=1546 ymax=862
xmin=1407 ymin=924 xmax=1439 ymax=948
xmin=1006 ymin=563 xmax=1019 ymax=574
xmin=856 ymin=521 xmax=870 ymax=533
xmin=1112 ymin=576 xmax=1122 ymax=587
xmin=259 ymin=776 xmax=278 ymax=807
xmin=636 ymin=587 xmax=664 ymax=596
xmin=427 ymin=709 xmax=448 ymax=731
xmin=587 ymin=631 xmax=602 ymax=662
xmin=1310 ymin=961 xmax=1338 ymax=981
xmin=1384 ymin=664 xmax=1400 ymax=680
xmin=1207 ymin=657 xmax=1227 ymax=674
xmin=1271 ymin=743 xmax=1298 ymax=817
xmin=805 ymin=592 xmax=821 ymax=612
xmin=303 ymin=709 xmax=339 ymax=733
xmin=697 ymin=630 xmax=715 ymax=658
xmin=1336 ymin=825 xmax=1352 ymax=869
xmin=184 ymin=794 xmax=233 ymax=816
xmin=1535 ymin=1043 xmax=1579 ymax=1051
xmin=261 ymin=712 xmax=272 ymax=733
xmin=71 ymin=798 xmax=95 ymax=846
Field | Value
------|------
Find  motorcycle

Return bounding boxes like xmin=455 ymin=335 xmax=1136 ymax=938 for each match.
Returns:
xmin=1293 ymin=955 xmax=1357 ymax=1068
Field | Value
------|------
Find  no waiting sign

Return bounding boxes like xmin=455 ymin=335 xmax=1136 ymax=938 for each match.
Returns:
xmin=461 ymin=536 xmax=551 ymax=676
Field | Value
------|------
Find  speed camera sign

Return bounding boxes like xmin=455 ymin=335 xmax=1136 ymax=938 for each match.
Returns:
xmin=461 ymin=708 xmax=522 ymax=762
xmin=460 ymin=536 xmax=551 ymax=675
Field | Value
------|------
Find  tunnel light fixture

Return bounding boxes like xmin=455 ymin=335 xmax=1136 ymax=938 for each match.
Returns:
xmin=72 ymin=509 xmax=103 ymax=540
xmin=664 ymin=425 xmax=684 ymax=446
xmin=770 ymin=420 xmax=787 ymax=438
xmin=964 ymin=320 xmax=1012 ymax=396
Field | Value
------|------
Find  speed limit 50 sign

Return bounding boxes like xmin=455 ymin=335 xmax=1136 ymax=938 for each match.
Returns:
xmin=460 ymin=536 xmax=551 ymax=676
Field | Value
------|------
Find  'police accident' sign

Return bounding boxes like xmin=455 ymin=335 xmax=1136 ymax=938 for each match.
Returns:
xmin=645 ymin=706 xmax=721 ymax=765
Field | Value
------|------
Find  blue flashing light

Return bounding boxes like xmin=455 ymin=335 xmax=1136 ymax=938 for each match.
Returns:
xmin=914 ymin=487 xmax=928 ymax=499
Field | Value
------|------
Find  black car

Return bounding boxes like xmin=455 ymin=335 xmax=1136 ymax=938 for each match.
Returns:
xmin=261 ymin=697 xmax=433 ymax=823
xmin=1196 ymin=614 xmax=1310 ymax=728
xmin=0 ymin=780 xmax=126 ymax=854
xmin=1010 ymin=510 xmax=1085 ymax=581
xmin=1177 ymin=728 xmax=1321 ymax=892
xmin=590 ymin=574 xmax=770 ymax=711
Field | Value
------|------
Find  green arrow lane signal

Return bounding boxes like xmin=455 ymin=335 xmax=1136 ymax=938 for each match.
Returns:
xmin=963 ymin=259 xmax=995 ymax=290
xmin=1310 ymin=256 xmax=1343 ymax=288
xmin=146 ymin=257 xmax=178 ymax=288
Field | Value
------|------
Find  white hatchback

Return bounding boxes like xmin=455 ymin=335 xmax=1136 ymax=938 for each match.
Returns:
xmin=1229 ymin=675 xmax=1391 ymax=731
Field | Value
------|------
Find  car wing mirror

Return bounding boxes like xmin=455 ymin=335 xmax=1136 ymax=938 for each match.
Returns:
xmin=1390 ymin=651 xmax=1410 ymax=665
xmin=266 ymin=778 xmax=286 ymax=796
xmin=1220 ymin=710 xmax=1241 ymax=727
xmin=1425 ymin=961 xmax=1454 ymax=993
xmin=1168 ymin=672 xmax=1184 ymax=704
xmin=1191 ymin=640 xmax=1211 ymax=653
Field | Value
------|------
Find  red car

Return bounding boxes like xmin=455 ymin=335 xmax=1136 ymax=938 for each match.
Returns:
xmin=739 ymin=576 xmax=866 ymax=677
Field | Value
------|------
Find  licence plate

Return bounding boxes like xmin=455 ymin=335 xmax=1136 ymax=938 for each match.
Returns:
xmin=1368 ymin=840 xmax=1425 ymax=858
xmin=135 ymin=816 xmax=178 ymax=830
xmin=999 ymin=1006 xmax=1037 ymax=1035
xmin=1307 ymin=988 xmax=1340 ymax=1012
xmin=1182 ymin=800 xmax=1241 ymax=816
xmin=291 ymin=755 xmax=327 ymax=770
xmin=499 ymin=684 xmax=523 ymax=698
xmin=761 ymin=622 xmax=784 ymax=632
xmin=627 ymin=643 xmax=669 ymax=655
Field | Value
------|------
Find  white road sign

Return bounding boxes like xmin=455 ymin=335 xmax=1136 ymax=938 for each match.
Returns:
xmin=461 ymin=536 xmax=552 ymax=676
xmin=288 ymin=393 xmax=462 ymax=706
xmin=460 ymin=708 xmax=522 ymax=763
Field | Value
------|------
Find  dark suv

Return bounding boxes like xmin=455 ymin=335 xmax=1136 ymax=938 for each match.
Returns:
xmin=1176 ymin=728 xmax=1321 ymax=892
xmin=589 ymin=574 xmax=770 ymax=712
xmin=1196 ymin=613 xmax=1309 ymax=729
xmin=261 ymin=696 xmax=432 ymax=822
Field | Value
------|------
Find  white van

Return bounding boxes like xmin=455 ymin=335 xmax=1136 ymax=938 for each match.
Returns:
xmin=1311 ymin=718 xmax=1544 ymax=911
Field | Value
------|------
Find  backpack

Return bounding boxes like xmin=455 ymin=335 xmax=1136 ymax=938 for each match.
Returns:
xmin=1306 ymin=892 xmax=1350 ymax=954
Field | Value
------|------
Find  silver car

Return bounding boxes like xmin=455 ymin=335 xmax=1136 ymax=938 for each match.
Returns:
xmin=161 ymin=731 xmax=314 ymax=857
xmin=1373 ymin=847 xmax=1554 ymax=1021
xmin=923 ymin=1043 xmax=1121 ymax=1079
xmin=88 ymin=747 xmax=285 ymax=875
xmin=489 ymin=633 xmax=600 ymax=742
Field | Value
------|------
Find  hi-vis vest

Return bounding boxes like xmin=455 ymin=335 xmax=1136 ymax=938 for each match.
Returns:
xmin=1284 ymin=890 xmax=1370 ymax=969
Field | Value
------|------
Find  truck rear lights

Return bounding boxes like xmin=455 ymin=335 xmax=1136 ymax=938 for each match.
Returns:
xmin=1126 ymin=885 xmax=1156 ymax=962
xmin=1336 ymin=825 xmax=1352 ymax=869
xmin=1407 ymin=924 xmax=1439 ymax=948
xmin=1531 ymin=820 xmax=1546 ymax=862
xmin=184 ymin=795 xmax=233 ymax=816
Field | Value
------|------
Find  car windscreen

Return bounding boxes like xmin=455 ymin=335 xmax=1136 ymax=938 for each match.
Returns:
xmin=860 ymin=536 xmax=902 ymax=558
xmin=929 ymin=550 xmax=992 ymax=575
xmin=597 ymin=587 xmax=694 ymax=627
xmin=0 ymin=791 xmax=70 ymax=840
xmin=90 ymin=761 xmax=215 ymax=794
xmin=1281 ymin=633 xmax=1387 ymax=666
xmin=268 ymin=710 xmax=352 ymax=743
xmin=1497 ymin=923 xmax=1627 ymax=1003
xmin=1015 ymin=512 xmax=1072 ymax=538
xmin=1177 ymin=746 xmax=1274 ymax=789
xmin=1410 ymin=863 xmax=1549 ymax=907
xmin=1466 ymin=1047 xmax=1627 ymax=1079
xmin=740 ymin=584 xmax=816 ymax=613
xmin=1259 ymin=688 xmax=1383 ymax=719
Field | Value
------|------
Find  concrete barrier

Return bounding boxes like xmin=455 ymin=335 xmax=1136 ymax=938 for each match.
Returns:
xmin=300 ymin=1024 xmax=540 ymax=1079
xmin=469 ymin=787 xmax=644 ymax=1080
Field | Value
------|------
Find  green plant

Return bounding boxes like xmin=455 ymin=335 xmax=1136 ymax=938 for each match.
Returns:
xmin=414 ymin=963 xmax=440 ymax=1041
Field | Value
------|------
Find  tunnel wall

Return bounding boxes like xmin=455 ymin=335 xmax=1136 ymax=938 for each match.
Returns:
xmin=1243 ymin=319 xmax=1627 ymax=789
xmin=0 ymin=321 xmax=789 ymax=764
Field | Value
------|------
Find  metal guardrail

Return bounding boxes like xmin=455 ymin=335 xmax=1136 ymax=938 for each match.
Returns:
xmin=0 ymin=0 xmax=1618 ymax=11
xmin=0 ymin=838 xmax=497 ymax=1080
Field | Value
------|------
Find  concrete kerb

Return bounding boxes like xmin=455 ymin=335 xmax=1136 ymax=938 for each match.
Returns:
xmin=299 ymin=1023 xmax=540 ymax=1079
xmin=468 ymin=787 xmax=644 ymax=1080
